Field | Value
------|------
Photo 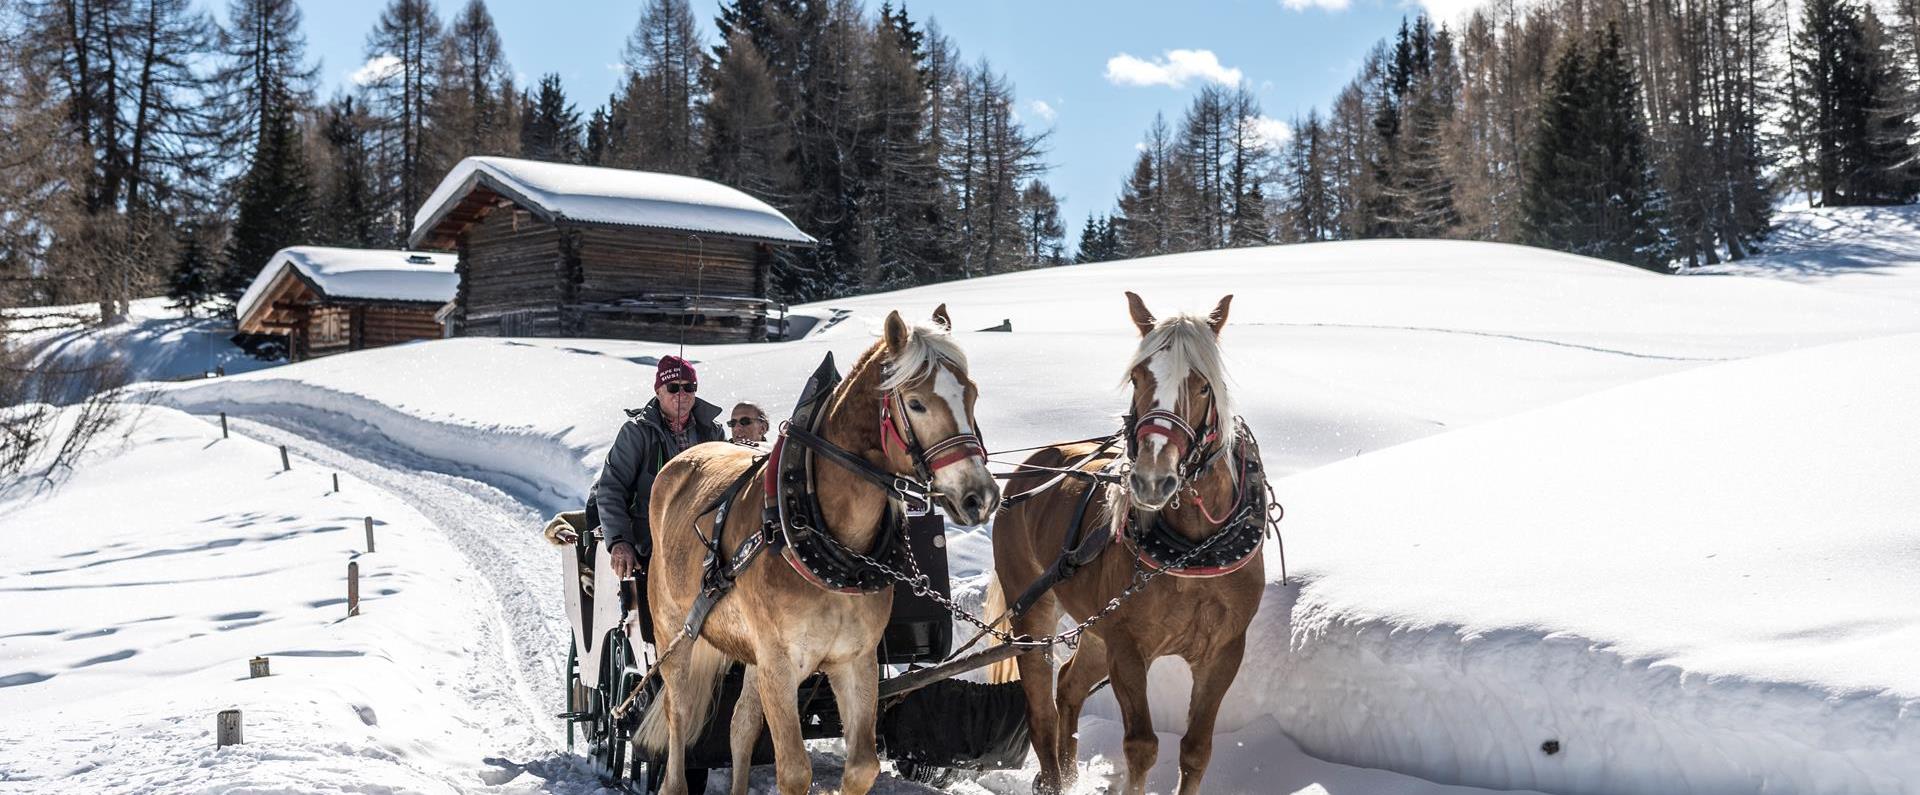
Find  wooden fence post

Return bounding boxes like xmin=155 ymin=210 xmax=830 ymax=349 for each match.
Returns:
xmin=219 ymin=412 xmax=228 ymax=439
xmin=249 ymin=656 xmax=270 ymax=678
xmin=333 ymin=473 xmax=340 ymax=493
xmin=217 ymin=710 xmax=243 ymax=747
xmin=364 ymin=517 xmax=375 ymax=553
xmin=280 ymin=446 xmax=290 ymax=472
xmin=347 ymin=561 xmax=360 ymax=617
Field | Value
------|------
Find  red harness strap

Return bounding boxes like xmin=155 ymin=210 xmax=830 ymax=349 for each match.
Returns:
xmin=880 ymin=393 xmax=985 ymax=473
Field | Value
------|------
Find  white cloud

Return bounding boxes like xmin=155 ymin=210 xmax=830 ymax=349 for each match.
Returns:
xmin=1248 ymin=115 xmax=1294 ymax=151
xmin=1030 ymin=100 xmax=1057 ymax=123
xmin=350 ymin=55 xmax=401 ymax=87
xmin=1415 ymin=0 xmax=1482 ymax=22
xmin=1282 ymin=0 xmax=1352 ymax=10
xmin=1104 ymin=49 xmax=1244 ymax=89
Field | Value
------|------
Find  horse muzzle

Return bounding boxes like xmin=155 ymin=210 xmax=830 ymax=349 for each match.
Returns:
xmin=935 ymin=469 xmax=1001 ymax=527
xmin=1128 ymin=468 xmax=1181 ymax=511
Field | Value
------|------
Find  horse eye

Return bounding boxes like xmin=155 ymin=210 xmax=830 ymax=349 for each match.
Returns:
xmin=1200 ymin=384 xmax=1212 ymax=395
xmin=908 ymin=399 xmax=927 ymax=413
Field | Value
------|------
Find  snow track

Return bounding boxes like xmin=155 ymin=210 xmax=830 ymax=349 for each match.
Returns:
xmin=215 ymin=414 xmax=606 ymax=791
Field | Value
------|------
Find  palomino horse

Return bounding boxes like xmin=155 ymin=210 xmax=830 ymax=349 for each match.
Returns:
xmin=990 ymin=292 xmax=1267 ymax=795
xmin=640 ymin=306 xmax=1001 ymax=795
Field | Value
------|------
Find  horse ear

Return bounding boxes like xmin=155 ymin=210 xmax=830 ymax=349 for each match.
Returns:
xmin=1125 ymin=291 xmax=1155 ymax=337
xmin=932 ymin=303 xmax=952 ymax=331
xmin=1207 ymin=294 xmax=1233 ymax=336
xmin=883 ymin=310 xmax=910 ymax=351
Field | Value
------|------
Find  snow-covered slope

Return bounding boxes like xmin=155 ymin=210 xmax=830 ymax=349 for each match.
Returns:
xmin=6 ymin=297 xmax=280 ymax=394
xmin=1694 ymin=203 xmax=1920 ymax=304
xmin=10 ymin=236 xmax=1920 ymax=793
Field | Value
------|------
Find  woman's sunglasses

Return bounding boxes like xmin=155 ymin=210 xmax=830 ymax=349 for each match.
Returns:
xmin=727 ymin=417 xmax=763 ymax=428
xmin=664 ymin=382 xmax=697 ymax=394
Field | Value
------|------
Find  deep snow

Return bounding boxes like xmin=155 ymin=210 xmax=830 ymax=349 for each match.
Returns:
xmin=8 ymin=231 xmax=1920 ymax=793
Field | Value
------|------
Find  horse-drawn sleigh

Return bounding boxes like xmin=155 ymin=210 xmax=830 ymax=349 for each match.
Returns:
xmin=552 ymin=296 xmax=1282 ymax=795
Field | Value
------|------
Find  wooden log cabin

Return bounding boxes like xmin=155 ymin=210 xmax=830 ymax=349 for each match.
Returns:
xmin=408 ymin=156 xmax=816 ymax=343
xmin=234 ymin=247 xmax=458 ymax=361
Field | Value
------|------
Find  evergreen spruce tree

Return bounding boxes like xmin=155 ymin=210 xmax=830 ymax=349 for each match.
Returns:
xmin=1114 ymin=151 xmax=1161 ymax=257
xmin=1019 ymin=180 xmax=1066 ymax=266
xmin=519 ymin=74 xmax=582 ymax=164
xmin=220 ymin=81 xmax=314 ymax=303
xmin=167 ymin=223 xmax=217 ymax=317
xmin=1521 ymin=25 xmax=1671 ymax=270
xmin=1075 ymin=214 xmax=1105 ymax=263
xmin=1855 ymin=8 xmax=1920 ymax=202
xmin=315 ymin=96 xmax=380 ymax=248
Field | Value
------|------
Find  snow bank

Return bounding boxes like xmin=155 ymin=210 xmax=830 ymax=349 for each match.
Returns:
xmin=1236 ymin=332 xmax=1920 ymax=794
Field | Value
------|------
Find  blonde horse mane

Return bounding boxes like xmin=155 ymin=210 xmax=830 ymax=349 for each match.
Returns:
xmin=1120 ymin=312 xmax=1236 ymax=427
xmin=879 ymin=321 xmax=969 ymax=391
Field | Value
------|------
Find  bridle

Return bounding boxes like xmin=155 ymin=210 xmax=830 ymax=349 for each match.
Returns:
xmin=878 ymin=362 xmax=987 ymax=513
xmin=1123 ymin=377 xmax=1226 ymax=489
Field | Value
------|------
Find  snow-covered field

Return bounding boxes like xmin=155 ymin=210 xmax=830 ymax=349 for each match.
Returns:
xmin=5 ymin=297 xmax=281 ymax=394
xmin=7 ymin=218 xmax=1920 ymax=794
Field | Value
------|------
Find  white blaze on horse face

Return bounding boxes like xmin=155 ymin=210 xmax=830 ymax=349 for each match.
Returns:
xmin=1141 ymin=350 xmax=1185 ymax=459
xmin=931 ymin=365 xmax=972 ymax=435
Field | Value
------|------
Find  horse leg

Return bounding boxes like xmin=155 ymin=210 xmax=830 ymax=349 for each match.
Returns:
xmin=657 ymin=656 xmax=691 ymax=795
xmin=1012 ymin=599 xmax=1065 ymax=795
xmin=728 ymin=665 xmax=763 ymax=795
xmin=825 ymin=654 xmax=881 ymax=795
xmin=1176 ymin=638 xmax=1246 ymax=795
xmin=1107 ymin=641 xmax=1159 ymax=795
xmin=1054 ymin=631 xmax=1110 ymax=791
xmin=753 ymin=656 xmax=811 ymax=795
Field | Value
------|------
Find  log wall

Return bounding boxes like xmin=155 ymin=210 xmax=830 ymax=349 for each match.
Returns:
xmin=458 ymin=206 xmax=566 ymax=337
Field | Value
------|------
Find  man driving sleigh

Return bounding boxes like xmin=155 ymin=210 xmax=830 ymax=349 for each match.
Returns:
xmin=544 ymin=355 xmax=725 ymax=614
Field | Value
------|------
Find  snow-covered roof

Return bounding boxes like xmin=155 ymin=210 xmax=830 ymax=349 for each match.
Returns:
xmin=408 ymin=156 xmax=816 ymax=249
xmin=233 ymin=246 xmax=458 ymax=325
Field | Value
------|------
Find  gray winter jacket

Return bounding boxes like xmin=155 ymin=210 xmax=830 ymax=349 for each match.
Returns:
xmin=588 ymin=397 xmax=725 ymax=555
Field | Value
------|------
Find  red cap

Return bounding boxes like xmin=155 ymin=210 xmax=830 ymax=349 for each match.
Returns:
xmin=655 ymin=355 xmax=696 ymax=389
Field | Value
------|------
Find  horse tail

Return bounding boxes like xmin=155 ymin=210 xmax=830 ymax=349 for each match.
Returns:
xmin=983 ymin=574 xmax=1021 ymax=683
xmin=637 ymin=638 xmax=733 ymax=754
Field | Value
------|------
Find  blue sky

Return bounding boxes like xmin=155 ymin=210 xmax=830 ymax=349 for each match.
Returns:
xmin=264 ymin=0 xmax=1446 ymax=238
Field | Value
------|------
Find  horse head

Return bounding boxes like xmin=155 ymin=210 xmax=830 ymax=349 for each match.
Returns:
xmin=877 ymin=304 xmax=1002 ymax=526
xmin=1121 ymin=291 xmax=1234 ymax=511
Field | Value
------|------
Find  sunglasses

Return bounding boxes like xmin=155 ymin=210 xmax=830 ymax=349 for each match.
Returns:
xmin=727 ymin=418 xmax=763 ymax=428
xmin=663 ymin=382 xmax=697 ymax=394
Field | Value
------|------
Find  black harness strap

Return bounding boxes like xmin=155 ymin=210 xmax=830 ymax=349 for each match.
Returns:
xmin=1009 ymin=457 xmax=1123 ymax=616
xmin=764 ymin=352 xmax=913 ymax=594
xmin=683 ymin=455 xmax=772 ymax=637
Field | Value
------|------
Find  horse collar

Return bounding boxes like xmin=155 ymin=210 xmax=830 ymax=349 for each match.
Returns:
xmin=764 ymin=353 xmax=910 ymax=595
xmin=1122 ymin=424 xmax=1265 ymax=578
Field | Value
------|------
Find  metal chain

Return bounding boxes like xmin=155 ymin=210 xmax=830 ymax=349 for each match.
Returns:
xmin=836 ymin=502 xmax=1250 ymax=652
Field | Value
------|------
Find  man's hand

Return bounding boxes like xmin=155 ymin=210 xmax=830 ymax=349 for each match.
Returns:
xmin=609 ymin=541 xmax=639 ymax=579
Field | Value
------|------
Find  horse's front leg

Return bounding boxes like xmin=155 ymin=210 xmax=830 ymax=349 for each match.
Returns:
xmin=1054 ymin=631 xmax=1111 ymax=791
xmin=1107 ymin=639 xmax=1158 ymax=795
xmin=728 ymin=664 xmax=763 ymax=795
xmin=1177 ymin=637 xmax=1246 ymax=795
xmin=825 ymin=653 xmax=881 ymax=795
xmin=752 ymin=653 xmax=811 ymax=795
xmin=1012 ymin=600 xmax=1065 ymax=795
